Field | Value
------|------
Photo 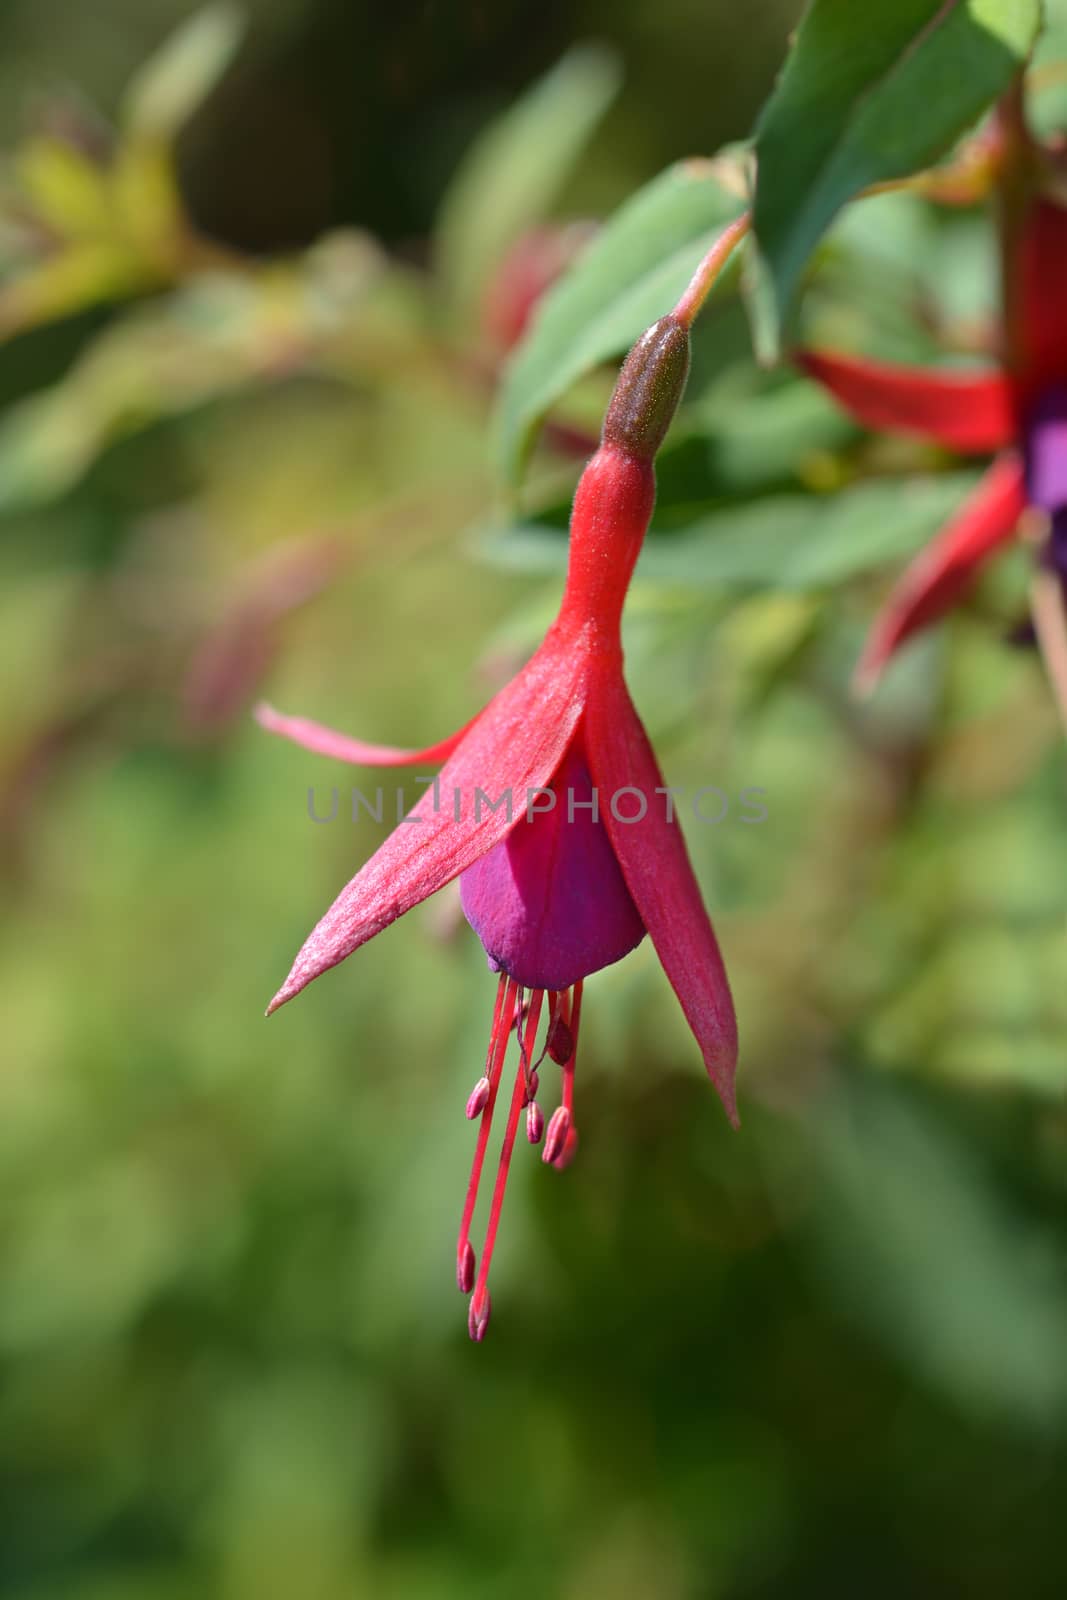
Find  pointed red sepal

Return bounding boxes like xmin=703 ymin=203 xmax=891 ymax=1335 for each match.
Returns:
xmin=266 ymin=644 xmax=585 ymax=1012
xmin=585 ymin=680 xmax=738 ymax=1124
xmin=254 ymin=701 xmax=480 ymax=766
xmin=855 ymin=452 xmax=1026 ymax=693
xmin=799 ymin=349 xmax=1013 ymax=455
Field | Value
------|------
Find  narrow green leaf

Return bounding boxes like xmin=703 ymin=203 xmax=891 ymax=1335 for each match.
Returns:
xmin=435 ymin=44 xmax=621 ymax=320
xmin=646 ymin=473 xmax=978 ymax=587
xmin=753 ymin=0 xmax=1041 ymax=340
xmin=121 ymin=4 xmax=245 ymax=138
xmin=493 ymin=159 xmax=745 ymax=485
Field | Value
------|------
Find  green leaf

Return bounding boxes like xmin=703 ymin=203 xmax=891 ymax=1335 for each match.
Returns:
xmin=753 ymin=0 xmax=1042 ymax=340
xmin=435 ymin=44 xmax=621 ymax=319
xmin=0 ymin=269 xmax=334 ymax=510
xmin=121 ymin=4 xmax=245 ymax=139
xmin=642 ymin=472 xmax=978 ymax=587
xmin=493 ymin=159 xmax=745 ymax=485
xmin=477 ymin=472 xmax=977 ymax=590
xmin=0 ymin=242 xmax=150 ymax=343
xmin=694 ymin=367 xmax=856 ymax=491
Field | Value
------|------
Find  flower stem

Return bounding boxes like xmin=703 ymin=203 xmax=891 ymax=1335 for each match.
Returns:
xmin=668 ymin=127 xmax=1005 ymax=339
xmin=671 ymin=212 xmax=751 ymax=330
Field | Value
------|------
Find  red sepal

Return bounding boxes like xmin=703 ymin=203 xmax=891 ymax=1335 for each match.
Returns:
xmin=267 ymin=642 xmax=585 ymax=1012
xmin=800 ymin=350 xmax=1013 ymax=454
xmin=254 ymin=701 xmax=478 ymax=766
xmin=585 ymin=676 xmax=738 ymax=1123
xmin=855 ymin=453 xmax=1025 ymax=692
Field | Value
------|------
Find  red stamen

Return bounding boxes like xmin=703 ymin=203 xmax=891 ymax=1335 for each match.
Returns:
xmin=561 ymin=979 xmax=582 ymax=1111
xmin=526 ymin=1101 xmax=545 ymax=1145
xmin=456 ymin=973 xmax=516 ymax=1293
xmin=467 ymin=990 xmax=545 ymax=1340
xmin=531 ymin=992 xmax=564 ymax=1071
xmin=547 ymin=980 xmax=582 ymax=1169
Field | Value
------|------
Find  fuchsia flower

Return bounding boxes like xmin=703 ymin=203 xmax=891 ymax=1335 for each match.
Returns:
xmin=258 ymin=313 xmax=737 ymax=1341
xmin=801 ymin=193 xmax=1067 ymax=690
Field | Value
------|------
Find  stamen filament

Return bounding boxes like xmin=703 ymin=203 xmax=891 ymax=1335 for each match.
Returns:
xmin=468 ymin=990 xmax=545 ymax=1339
xmin=531 ymin=990 xmax=563 ymax=1075
xmin=550 ymin=980 xmax=582 ymax=1170
xmin=560 ymin=979 xmax=583 ymax=1118
xmin=456 ymin=973 xmax=517 ymax=1291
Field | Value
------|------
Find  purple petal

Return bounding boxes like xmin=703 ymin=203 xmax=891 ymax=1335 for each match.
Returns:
xmin=459 ymin=738 xmax=646 ymax=991
xmin=1025 ymin=384 xmax=1067 ymax=512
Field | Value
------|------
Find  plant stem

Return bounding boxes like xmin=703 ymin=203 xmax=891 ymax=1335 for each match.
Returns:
xmin=671 ymin=211 xmax=750 ymax=329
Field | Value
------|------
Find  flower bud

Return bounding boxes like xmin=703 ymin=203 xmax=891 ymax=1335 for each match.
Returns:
xmin=602 ymin=315 xmax=691 ymax=462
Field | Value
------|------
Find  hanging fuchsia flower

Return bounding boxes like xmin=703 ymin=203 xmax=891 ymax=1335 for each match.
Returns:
xmin=258 ymin=307 xmax=738 ymax=1341
xmin=800 ymin=192 xmax=1067 ymax=691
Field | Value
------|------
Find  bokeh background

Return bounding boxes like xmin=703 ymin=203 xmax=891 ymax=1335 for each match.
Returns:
xmin=2 ymin=3 xmax=1066 ymax=1597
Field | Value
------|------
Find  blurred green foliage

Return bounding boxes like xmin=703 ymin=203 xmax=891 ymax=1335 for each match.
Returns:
xmin=751 ymin=0 xmax=1042 ymax=334
xmin=1 ymin=5 xmax=1066 ymax=1600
